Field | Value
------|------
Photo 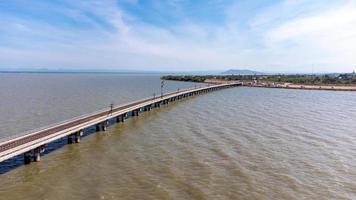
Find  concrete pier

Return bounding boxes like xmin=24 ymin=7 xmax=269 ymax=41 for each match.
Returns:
xmin=163 ymin=99 xmax=169 ymax=105
xmin=133 ymin=109 xmax=140 ymax=116
xmin=95 ymin=120 xmax=108 ymax=132
xmin=102 ymin=120 xmax=108 ymax=131
xmin=116 ymin=114 xmax=126 ymax=123
xmin=34 ymin=147 xmax=41 ymax=162
xmin=144 ymin=106 xmax=151 ymax=112
xmin=122 ymin=114 xmax=127 ymax=122
xmin=96 ymin=124 xmax=101 ymax=132
xmin=68 ymin=134 xmax=74 ymax=144
xmin=74 ymin=131 xmax=81 ymax=143
xmin=24 ymin=151 xmax=32 ymax=164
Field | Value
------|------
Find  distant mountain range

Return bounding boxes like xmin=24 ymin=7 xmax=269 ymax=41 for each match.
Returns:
xmin=222 ymin=69 xmax=264 ymax=75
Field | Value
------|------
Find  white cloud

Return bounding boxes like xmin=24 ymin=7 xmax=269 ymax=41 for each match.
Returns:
xmin=1 ymin=0 xmax=356 ymax=72
xmin=261 ymin=1 xmax=356 ymax=72
xmin=266 ymin=2 xmax=356 ymax=42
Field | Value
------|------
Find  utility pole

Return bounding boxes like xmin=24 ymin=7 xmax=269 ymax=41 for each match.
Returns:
xmin=161 ymin=80 xmax=165 ymax=98
xmin=110 ymin=103 xmax=114 ymax=115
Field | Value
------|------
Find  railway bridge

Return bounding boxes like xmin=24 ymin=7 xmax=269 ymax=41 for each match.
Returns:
xmin=0 ymin=83 xmax=240 ymax=164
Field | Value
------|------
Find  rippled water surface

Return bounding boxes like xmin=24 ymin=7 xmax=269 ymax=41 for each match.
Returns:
xmin=0 ymin=73 xmax=355 ymax=200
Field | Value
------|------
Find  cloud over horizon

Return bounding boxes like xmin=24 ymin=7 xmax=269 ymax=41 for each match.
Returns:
xmin=0 ymin=0 xmax=356 ymax=73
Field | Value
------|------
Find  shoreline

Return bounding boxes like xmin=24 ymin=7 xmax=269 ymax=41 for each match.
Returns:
xmin=241 ymin=81 xmax=356 ymax=91
xmin=203 ymin=78 xmax=356 ymax=91
xmin=244 ymin=84 xmax=356 ymax=92
xmin=163 ymin=78 xmax=356 ymax=92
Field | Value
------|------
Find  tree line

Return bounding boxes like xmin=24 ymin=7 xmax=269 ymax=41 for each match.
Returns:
xmin=161 ymin=74 xmax=356 ymax=85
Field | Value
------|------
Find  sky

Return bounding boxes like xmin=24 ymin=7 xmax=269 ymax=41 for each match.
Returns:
xmin=0 ymin=0 xmax=356 ymax=73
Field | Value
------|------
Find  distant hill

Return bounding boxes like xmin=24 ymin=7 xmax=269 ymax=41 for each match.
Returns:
xmin=222 ymin=69 xmax=264 ymax=75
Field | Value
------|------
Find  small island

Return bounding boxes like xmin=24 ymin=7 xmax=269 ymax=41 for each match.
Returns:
xmin=161 ymin=72 xmax=356 ymax=91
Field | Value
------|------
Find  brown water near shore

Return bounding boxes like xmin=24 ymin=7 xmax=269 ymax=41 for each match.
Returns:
xmin=0 ymin=74 xmax=356 ymax=200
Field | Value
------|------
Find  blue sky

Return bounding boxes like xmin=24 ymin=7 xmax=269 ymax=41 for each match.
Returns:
xmin=0 ymin=0 xmax=355 ymax=73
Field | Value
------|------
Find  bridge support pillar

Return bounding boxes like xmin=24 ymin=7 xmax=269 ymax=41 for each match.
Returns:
xmin=144 ymin=106 xmax=151 ymax=112
xmin=96 ymin=121 xmax=108 ymax=132
xmin=24 ymin=151 xmax=32 ymax=164
xmin=122 ymin=114 xmax=126 ymax=122
xmin=96 ymin=124 xmax=101 ymax=132
xmin=34 ymin=147 xmax=41 ymax=162
xmin=102 ymin=120 xmax=108 ymax=131
xmin=117 ymin=113 xmax=126 ymax=122
xmin=75 ymin=131 xmax=81 ymax=143
xmin=80 ymin=130 xmax=84 ymax=136
xmin=68 ymin=134 xmax=74 ymax=144
xmin=102 ymin=125 xmax=107 ymax=131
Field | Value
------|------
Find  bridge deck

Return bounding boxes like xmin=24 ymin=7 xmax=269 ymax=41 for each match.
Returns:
xmin=0 ymin=83 xmax=239 ymax=163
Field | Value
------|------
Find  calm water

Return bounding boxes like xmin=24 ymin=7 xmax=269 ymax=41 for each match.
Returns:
xmin=0 ymin=73 xmax=355 ymax=200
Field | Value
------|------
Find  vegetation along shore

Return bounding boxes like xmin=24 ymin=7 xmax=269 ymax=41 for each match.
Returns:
xmin=161 ymin=73 xmax=356 ymax=91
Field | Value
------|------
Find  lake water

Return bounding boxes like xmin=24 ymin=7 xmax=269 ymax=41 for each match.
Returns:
xmin=0 ymin=73 xmax=355 ymax=200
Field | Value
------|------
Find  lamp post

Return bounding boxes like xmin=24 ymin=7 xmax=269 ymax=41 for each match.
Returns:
xmin=110 ymin=103 xmax=114 ymax=116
